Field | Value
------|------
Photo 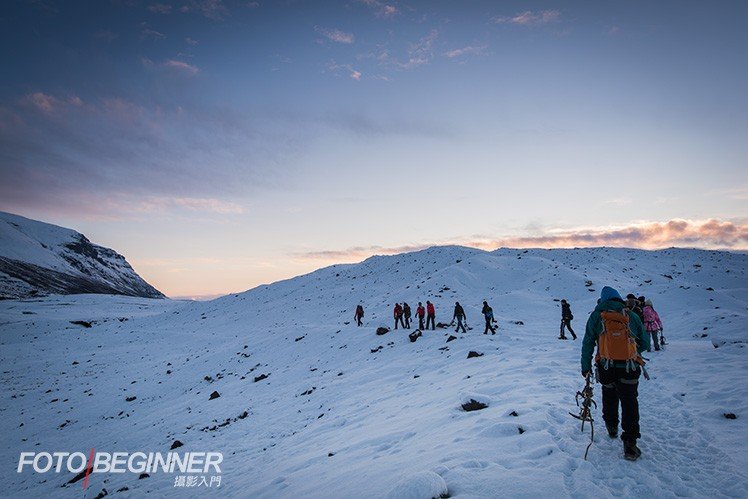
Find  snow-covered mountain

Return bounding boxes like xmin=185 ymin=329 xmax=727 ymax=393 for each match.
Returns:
xmin=0 ymin=212 xmax=163 ymax=299
xmin=0 ymin=246 xmax=746 ymax=497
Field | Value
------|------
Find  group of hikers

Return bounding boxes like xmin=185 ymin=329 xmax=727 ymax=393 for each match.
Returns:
xmin=354 ymin=286 xmax=667 ymax=461
xmin=560 ymin=294 xmax=665 ymax=352
xmin=354 ymin=300 xmax=499 ymax=335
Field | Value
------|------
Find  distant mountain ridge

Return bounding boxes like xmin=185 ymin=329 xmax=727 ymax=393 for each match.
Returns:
xmin=0 ymin=211 xmax=164 ymax=299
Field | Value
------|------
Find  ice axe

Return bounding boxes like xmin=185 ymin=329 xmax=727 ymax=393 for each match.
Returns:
xmin=569 ymin=372 xmax=596 ymax=460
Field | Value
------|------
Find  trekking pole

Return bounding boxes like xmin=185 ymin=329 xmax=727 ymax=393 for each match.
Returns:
xmin=569 ymin=373 xmax=596 ymax=460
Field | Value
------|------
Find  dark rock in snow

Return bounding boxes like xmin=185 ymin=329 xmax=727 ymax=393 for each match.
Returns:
xmin=125 ymin=396 xmax=136 ymax=402
xmin=70 ymin=321 xmax=92 ymax=328
xmin=462 ymin=399 xmax=488 ymax=411
xmin=170 ymin=440 xmax=184 ymax=449
xmin=209 ymin=391 xmax=221 ymax=400
xmin=93 ymin=488 xmax=108 ymax=499
xmin=509 ymin=411 xmax=519 ymax=417
xmin=254 ymin=373 xmax=269 ymax=382
xmin=376 ymin=327 xmax=390 ymax=335
xmin=724 ymin=413 xmax=737 ymax=419
xmin=446 ymin=335 xmax=457 ymax=343
xmin=139 ymin=473 xmax=149 ymax=479
xmin=467 ymin=351 xmax=484 ymax=359
xmin=409 ymin=330 xmax=422 ymax=343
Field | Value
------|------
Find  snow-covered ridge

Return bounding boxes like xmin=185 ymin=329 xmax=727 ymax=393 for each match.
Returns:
xmin=0 ymin=246 xmax=746 ymax=497
xmin=0 ymin=211 xmax=163 ymax=299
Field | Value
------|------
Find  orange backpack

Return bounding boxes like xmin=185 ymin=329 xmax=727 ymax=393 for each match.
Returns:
xmin=596 ymin=311 xmax=640 ymax=365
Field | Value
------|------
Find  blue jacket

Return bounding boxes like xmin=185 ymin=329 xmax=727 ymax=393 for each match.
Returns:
xmin=581 ymin=298 xmax=650 ymax=373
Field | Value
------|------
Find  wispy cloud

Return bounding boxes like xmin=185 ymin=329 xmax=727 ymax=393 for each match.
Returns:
xmin=315 ymin=26 xmax=355 ymax=44
xmin=0 ymin=92 xmax=295 ymax=221
xmin=295 ymin=219 xmax=748 ymax=262
xmin=164 ymin=59 xmax=199 ymax=75
xmin=493 ymin=10 xmax=560 ymax=26
xmin=22 ymin=92 xmax=83 ymax=114
xmin=443 ymin=44 xmax=488 ymax=59
xmin=358 ymin=0 xmax=398 ymax=18
xmin=327 ymin=61 xmax=363 ymax=81
xmin=147 ymin=3 xmax=172 ymax=14
xmin=140 ymin=23 xmax=166 ymax=40
xmin=179 ymin=0 xmax=229 ymax=20
xmin=142 ymin=57 xmax=200 ymax=76
xmin=708 ymin=185 xmax=748 ymax=201
xmin=133 ymin=196 xmax=245 ymax=214
xmin=400 ymin=29 xmax=438 ymax=69
xmin=93 ymin=29 xmax=118 ymax=43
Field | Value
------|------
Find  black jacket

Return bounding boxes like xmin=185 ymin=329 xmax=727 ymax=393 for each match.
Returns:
xmin=561 ymin=303 xmax=573 ymax=320
xmin=453 ymin=304 xmax=466 ymax=319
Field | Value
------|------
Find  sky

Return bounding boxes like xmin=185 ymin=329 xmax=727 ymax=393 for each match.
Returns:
xmin=1 ymin=0 xmax=747 ymax=298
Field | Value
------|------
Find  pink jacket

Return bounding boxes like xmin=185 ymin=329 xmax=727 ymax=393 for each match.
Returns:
xmin=642 ymin=306 xmax=663 ymax=332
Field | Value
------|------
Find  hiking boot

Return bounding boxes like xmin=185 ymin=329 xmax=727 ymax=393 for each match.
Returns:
xmin=558 ymin=336 xmax=568 ymax=340
xmin=606 ymin=423 xmax=618 ymax=438
xmin=571 ymin=333 xmax=577 ymax=340
xmin=623 ymin=441 xmax=642 ymax=461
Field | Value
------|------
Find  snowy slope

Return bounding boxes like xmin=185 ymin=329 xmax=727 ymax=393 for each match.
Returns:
xmin=0 ymin=247 xmax=746 ymax=498
xmin=0 ymin=212 xmax=163 ymax=299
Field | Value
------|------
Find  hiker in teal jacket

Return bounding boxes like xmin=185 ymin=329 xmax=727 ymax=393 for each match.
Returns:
xmin=581 ymin=286 xmax=650 ymax=461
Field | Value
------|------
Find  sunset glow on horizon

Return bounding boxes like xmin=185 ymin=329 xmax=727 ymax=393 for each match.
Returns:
xmin=1 ymin=1 xmax=746 ymax=297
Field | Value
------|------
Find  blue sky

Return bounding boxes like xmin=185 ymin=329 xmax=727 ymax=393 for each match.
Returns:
xmin=1 ymin=0 xmax=746 ymax=297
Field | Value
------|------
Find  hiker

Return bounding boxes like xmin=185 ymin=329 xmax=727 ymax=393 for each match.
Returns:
xmin=403 ymin=302 xmax=412 ymax=329
xmin=581 ymin=286 xmax=650 ymax=461
xmin=452 ymin=301 xmax=467 ymax=333
xmin=625 ymin=294 xmax=645 ymax=323
xmin=416 ymin=302 xmax=426 ymax=330
xmin=642 ymin=299 xmax=663 ymax=351
xmin=354 ymin=304 xmax=364 ymax=327
xmin=559 ymin=299 xmax=577 ymax=340
xmin=426 ymin=301 xmax=436 ymax=330
xmin=393 ymin=303 xmax=405 ymax=330
xmin=481 ymin=301 xmax=497 ymax=334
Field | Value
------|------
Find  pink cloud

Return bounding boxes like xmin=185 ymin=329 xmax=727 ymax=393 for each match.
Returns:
xmin=494 ymin=10 xmax=560 ymax=26
xmin=23 ymin=92 xmax=84 ymax=114
xmin=296 ymin=219 xmax=748 ymax=262
xmin=164 ymin=59 xmax=200 ymax=75
xmin=327 ymin=61 xmax=363 ymax=81
xmin=444 ymin=44 xmax=488 ymax=59
xmin=315 ymin=26 xmax=355 ymax=44
xmin=25 ymin=92 xmax=58 ymax=113
xmin=358 ymin=0 xmax=398 ymax=18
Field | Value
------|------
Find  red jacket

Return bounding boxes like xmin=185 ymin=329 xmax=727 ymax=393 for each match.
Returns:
xmin=394 ymin=304 xmax=403 ymax=317
xmin=427 ymin=303 xmax=435 ymax=315
xmin=416 ymin=306 xmax=425 ymax=318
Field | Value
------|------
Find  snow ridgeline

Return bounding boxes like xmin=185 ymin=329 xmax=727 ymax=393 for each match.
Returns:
xmin=0 ymin=211 xmax=163 ymax=299
xmin=0 ymin=246 xmax=746 ymax=498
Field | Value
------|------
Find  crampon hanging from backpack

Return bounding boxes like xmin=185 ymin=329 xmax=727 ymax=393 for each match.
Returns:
xmin=595 ymin=311 xmax=643 ymax=371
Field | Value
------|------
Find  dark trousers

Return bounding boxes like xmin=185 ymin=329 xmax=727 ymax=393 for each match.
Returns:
xmin=355 ymin=316 xmax=362 ymax=326
xmin=598 ymin=363 xmax=641 ymax=443
xmin=560 ymin=319 xmax=576 ymax=339
xmin=395 ymin=316 xmax=405 ymax=329
xmin=418 ymin=316 xmax=425 ymax=329
xmin=648 ymin=331 xmax=660 ymax=351
xmin=484 ymin=318 xmax=496 ymax=334
xmin=404 ymin=316 xmax=411 ymax=329
xmin=426 ymin=314 xmax=435 ymax=330
xmin=455 ymin=316 xmax=466 ymax=333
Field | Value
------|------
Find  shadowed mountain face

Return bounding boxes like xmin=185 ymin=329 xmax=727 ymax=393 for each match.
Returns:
xmin=0 ymin=212 xmax=163 ymax=299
